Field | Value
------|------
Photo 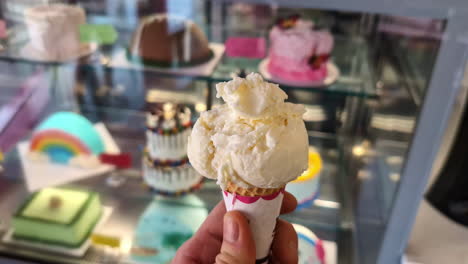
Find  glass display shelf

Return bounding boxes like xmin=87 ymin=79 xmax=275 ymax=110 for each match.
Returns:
xmin=0 ymin=24 xmax=378 ymax=99
xmin=0 ymin=132 xmax=347 ymax=264
xmin=211 ymin=35 xmax=376 ymax=98
xmin=374 ymin=32 xmax=441 ymax=106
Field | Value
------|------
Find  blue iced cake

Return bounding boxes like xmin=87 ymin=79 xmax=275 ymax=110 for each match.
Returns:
xmin=131 ymin=195 xmax=208 ymax=263
xmin=28 ymin=112 xmax=104 ymax=167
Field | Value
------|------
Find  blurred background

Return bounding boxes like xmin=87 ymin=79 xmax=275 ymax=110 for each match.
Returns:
xmin=0 ymin=0 xmax=466 ymax=264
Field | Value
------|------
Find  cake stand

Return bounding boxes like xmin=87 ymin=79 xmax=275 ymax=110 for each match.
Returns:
xmin=20 ymin=43 xmax=98 ymax=63
xmin=293 ymin=224 xmax=338 ymax=264
xmin=259 ymin=59 xmax=340 ymax=88
xmin=110 ymin=43 xmax=225 ymax=77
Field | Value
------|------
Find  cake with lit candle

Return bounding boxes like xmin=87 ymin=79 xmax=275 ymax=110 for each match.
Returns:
xmin=267 ymin=15 xmax=334 ymax=82
xmin=143 ymin=103 xmax=203 ymax=195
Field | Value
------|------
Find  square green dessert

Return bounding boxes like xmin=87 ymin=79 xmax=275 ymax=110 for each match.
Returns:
xmin=12 ymin=188 xmax=103 ymax=248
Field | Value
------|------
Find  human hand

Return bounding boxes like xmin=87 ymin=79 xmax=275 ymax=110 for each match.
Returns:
xmin=172 ymin=192 xmax=298 ymax=264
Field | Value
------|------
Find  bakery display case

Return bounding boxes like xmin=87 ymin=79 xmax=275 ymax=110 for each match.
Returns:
xmin=0 ymin=0 xmax=466 ymax=264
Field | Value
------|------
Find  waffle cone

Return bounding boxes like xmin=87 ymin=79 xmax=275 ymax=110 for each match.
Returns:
xmin=225 ymin=181 xmax=284 ymax=197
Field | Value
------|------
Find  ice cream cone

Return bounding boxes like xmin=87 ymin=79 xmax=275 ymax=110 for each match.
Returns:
xmin=225 ymin=181 xmax=284 ymax=197
xmin=222 ymin=181 xmax=286 ymax=264
xmin=188 ymin=74 xmax=309 ymax=264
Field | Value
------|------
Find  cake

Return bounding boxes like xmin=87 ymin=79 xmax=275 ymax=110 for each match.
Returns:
xmin=129 ymin=14 xmax=213 ymax=67
xmin=12 ymin=188 xmax=103 ymax=248
xmin=28 ymin=112 xmax=104 ymax=168
xmin=24 ymin=4 xmax=87 ymax=61
xmin=142 ymin=103 xmax=203 ymax=195
xmin=286 ymin=148 xmax=322 ymax=209
xmin=293 ymin=224 xmax=326 ymax=264
xmin=131 ymin=195 xmax=208 ymax=263
xmin=267 ymin=15 xmax=334 ymax=82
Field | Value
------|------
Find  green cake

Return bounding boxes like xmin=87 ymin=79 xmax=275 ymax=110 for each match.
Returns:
xmin=12 ymin=188 xmax=103 ymax=248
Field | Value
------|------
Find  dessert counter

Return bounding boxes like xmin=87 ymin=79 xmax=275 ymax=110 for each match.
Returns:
xmin=0 ymin=40 xmax=376 ymax=98
xmin=0 ymin=17 xmax=376 ymax=99
xmin=0 ymin=1 xmax=455 ymax=264
xmin=0 ymin=131 xmax=344 ymax=264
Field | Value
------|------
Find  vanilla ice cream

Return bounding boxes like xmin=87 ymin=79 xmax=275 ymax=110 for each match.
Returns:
xmin=187 ymin=73 xmax=308 ymax=189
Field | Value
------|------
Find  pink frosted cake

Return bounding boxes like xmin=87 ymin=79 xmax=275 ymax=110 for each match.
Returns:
xmin=267 ymin=15 xmax=334 ymax=82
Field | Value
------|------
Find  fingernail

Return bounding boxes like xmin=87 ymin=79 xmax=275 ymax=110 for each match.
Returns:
xmin=224 ymin=214 xmax=239 ymax=243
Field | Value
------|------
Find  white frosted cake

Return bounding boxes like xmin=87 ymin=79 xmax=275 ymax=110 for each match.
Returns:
xmin=24 ymin=4 xmax=86 ymax=61
xmin=142 ymin=165 xmax=202 ymax=193
xmin=143 ymin=103 xmax=203 ymax=195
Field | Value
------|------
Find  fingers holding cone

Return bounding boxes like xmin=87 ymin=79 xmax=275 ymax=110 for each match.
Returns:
xmin=271 ymin=219 xmax=298 ymax=264
xmin=215 ymin=211 xmax=256 ymax=264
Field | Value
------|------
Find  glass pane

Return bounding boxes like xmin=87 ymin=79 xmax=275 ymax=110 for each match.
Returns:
xmin=352 ymin=15 xmax=444 ymax=264
xmin=0 ymin=1 xmax=447 ymax=264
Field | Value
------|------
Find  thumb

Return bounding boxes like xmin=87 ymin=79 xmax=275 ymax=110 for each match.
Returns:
xmin=215 ymin=211 xmax=256 ymax=264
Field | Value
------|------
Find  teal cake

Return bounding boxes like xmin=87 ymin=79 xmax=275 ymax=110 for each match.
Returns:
xmin=131 ymin=195 xmax=208 ymax=263
xmin=29 ymin=112 xmax=104 ymax=164
xmin=12 ymin=188 xmax=103 ymax=248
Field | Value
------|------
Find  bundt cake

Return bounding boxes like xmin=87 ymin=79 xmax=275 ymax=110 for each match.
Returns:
xmin=129 ymin=14 xmax=213 ymax=67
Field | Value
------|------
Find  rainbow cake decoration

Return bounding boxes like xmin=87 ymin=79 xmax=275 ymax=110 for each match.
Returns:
xmin=29 ymin=112 xmax=104 ymax=164
xmin=286 ymin=149 xmax=322 ymax=209
xmin=27 ymin=112 xmax=131 ymax=169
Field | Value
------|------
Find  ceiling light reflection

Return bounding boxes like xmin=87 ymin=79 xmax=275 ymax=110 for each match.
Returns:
xmin=314 ymin=199 xmax=340 ymax=209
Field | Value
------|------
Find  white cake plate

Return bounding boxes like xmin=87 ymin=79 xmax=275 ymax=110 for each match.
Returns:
xmin=2 ymin=206 xmax=113 ymax=257
xmin=20 ymin=43 xmax=98 ymax=63
xmin=293 ymin=224 xmax=337 ymax=264
xmin=259 ymin=59 xmax=340 ymax=88
xmin=110 ymin=43 xmax=225 ymax=77
xmin=18 ymin=123 xmax=120 ymax=192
